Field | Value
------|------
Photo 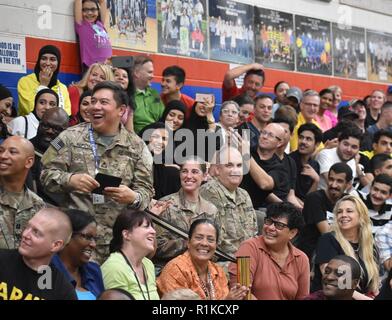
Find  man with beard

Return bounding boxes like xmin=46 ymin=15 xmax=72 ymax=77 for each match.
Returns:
xmin=222 ymin=63 xmax=265 ymax=102
xmin=296 ymin=163 xmax=353 ymax=261
xmin=289 ymin=123 xmax=322 ymax=205
xmin=304 ymin=255 xmax=360 ymax=300
xmin=316 ymin=126 xmax=363 ymax=190
xmin=26 ymin=107 xmax=69 ymax=205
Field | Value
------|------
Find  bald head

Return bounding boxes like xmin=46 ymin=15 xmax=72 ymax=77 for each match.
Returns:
xmin=41 ymin=107 xmax=69 ymax=125
xmin=0 ymin=136 xmax=35 ymax=183
xmin=214 ymin=147 xmax=244 ymax=191
xmin=2 ymin=135 xmax=35 ymax=157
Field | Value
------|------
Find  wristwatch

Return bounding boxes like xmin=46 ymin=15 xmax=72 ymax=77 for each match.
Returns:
xmin=129 ymin=192 xmax=141 ymax=209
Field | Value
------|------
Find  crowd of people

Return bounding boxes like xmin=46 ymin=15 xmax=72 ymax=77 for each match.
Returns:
xmin=0 ymin=0 xmax=392 ymax=301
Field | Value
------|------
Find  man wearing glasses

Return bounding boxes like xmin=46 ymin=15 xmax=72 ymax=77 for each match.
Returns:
xmin=241 ymin=123 xmax=289 ymax=209
xmin=27 ymin=107 xmax=69 ymax=205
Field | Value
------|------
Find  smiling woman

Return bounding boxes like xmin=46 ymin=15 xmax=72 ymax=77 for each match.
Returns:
xmin=101 ymin=209 xmax=160 ymax=300
xmin=157 ymin=218 xmax=249 ymax=300
xmin=51 ymin=209 xmax=105 ymax=300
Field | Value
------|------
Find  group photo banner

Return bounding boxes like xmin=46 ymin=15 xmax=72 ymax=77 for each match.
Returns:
xmin=208 ymin=0 xmax=254 ymax=64
xmin=254 ymin=7 xmax=295 ymax=71
xmin=158 ymin=0 xmax=208 ymax=58
xmin=366 ymin=29 xmax=392 ymax=83
xmin=107 ymin=0 xmax=158 ymax=52
xmin=332 ymin=23 xmax=367 ymax=80
xmin=295 ymin=15 xmax=332 ymax=75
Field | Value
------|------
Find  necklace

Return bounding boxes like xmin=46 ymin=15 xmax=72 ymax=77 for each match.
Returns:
xmin=120 ymin=251 xmax=150 ymax=300
xmin=198 ymin=270 xmax=215 ymax=300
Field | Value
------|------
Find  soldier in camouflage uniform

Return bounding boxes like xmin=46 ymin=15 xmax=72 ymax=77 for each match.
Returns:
xmin=152 ymin=157 xmax=218 ymax=273
xmin=41 ymin=81 xmax=154 ymax=264
xmin=0 ymin=136 xmax=45 ymax=249
xmin=199 ymin=147 xmax=257 ymax=259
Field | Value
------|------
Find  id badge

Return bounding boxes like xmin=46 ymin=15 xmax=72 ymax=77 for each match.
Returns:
xmin=92 ymin=193 xmax=105 ymax=204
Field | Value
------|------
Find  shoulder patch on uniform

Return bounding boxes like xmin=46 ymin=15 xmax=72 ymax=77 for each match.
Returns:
xmin=50 ymin=136 xmax=65 ymax=151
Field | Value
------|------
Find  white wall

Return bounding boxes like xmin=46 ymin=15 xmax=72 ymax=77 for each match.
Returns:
xmin=0 ymin=0 xmax=391 ymax=42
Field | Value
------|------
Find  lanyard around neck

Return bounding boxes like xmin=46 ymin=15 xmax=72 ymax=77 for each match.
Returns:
xmin=88 ymin=125 xmax=100 ymax=174
xmin=120 ymin=250 xmax=150 ymax=300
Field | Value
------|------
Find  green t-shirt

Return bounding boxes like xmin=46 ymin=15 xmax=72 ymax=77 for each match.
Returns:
xmin=101 ymin=252 xmax=160 ymax=300
xmin=133 ymin=87 xmax=165 ymax=134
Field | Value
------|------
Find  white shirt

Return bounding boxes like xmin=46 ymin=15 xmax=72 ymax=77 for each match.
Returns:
xmin=8 ymin=112 xmax=39 ymax=139
xmin=315 ymin=147 xmax=357 ymax=190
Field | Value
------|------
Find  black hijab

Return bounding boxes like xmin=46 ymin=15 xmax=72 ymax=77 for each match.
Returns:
xmin=34 ymin=45 xmax=61 ymax=89
xmin=159 ymin=100 xmax=186 ymax=131
xmin=141 ymin=122 xmax=181 ymax=199
xmin=33 ymin=88 xmax=59 ymax=119
xmin=186 ymin=101 xmax=209 ymax=133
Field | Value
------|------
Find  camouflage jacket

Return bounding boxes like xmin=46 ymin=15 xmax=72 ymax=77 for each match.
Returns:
xmin=40 ymin=123 xmax=154 ymax=245
xmin=0 ymin=185 xmax=45 ymax=249
xmin=199 ymin=178 xmax=257 ymax=256
xmin=154 ymin=188 xmax=218 ymax=269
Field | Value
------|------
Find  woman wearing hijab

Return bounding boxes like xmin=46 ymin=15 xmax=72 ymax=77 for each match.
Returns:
xmin=140 ymin=122 xmax=181 ymax=199
xmin=9 ymin=88 xmax=59 ymax=139
xmin=17 ymin=45 xmax=71 ymax=116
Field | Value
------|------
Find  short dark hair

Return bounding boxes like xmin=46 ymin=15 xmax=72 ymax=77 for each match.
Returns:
xmin=265 ymin=202 xmax=304 ymax=230
xmin=372 ymin=174 xmax=392 ymax=193
xmin=92 ymin=81 xmax=129 ymax=108
xmin=371 ymin=153 xmax=392 ymax=174
xmin=329 ymin=162 xmax=353 ymax=182
xmin=188 ymin=218 xmax=219 ymax=242
xmin=63 ymin=208 xmax=96 ymax=233
xmin=109 ymin=209 xmax=152 ymax=253
xmin=273 ymin=115 xmax=295 ymax=134
xmin=331 ymin=255 xmax=361 ymax=281
xmin=298 ymin=123 xmax=323 ymax=144
xmin=373 ymin=129 xmax=392 ymax=144
xmin=381 ymin=101 xmax=392 ymax=113
xmin=338 ymin=126 xmax=363 ymax=143
xmin=162 ymin=65 xmax=186 ymax=84
xmin=254 ymin=94 xmax=273 ymax=104
xmin=244 ymin=68 xmax=265 ymax=84
xmin=273 ymin=81 xmax=289 ymax=94
xmin=232 ymin=93 xmax=255 ymax=107
xmin=319 ymin=88 xmax=334 ymax=98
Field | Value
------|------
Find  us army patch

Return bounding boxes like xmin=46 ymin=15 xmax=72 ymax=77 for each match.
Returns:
xmin=50 ymin=136 xmax=65 ymax=151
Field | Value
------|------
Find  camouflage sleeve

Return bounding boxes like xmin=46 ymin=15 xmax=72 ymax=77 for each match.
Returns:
xmin=131 ymin=143 xmax=154 ymax=210
xmin=244 ymin=193 xmax=258 ymax=237
xmin=40 ymin=135 xmax=74 ymax=193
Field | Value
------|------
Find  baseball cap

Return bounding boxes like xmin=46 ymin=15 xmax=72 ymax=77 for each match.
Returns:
xmin=286 ymin=87 xmax=303 ymax=104
xmin=338 ymin=107 xmax=359 ymax=121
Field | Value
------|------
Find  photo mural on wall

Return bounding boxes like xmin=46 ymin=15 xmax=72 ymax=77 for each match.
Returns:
xmin=107 ymin=0 xmax=158 ymax=52
xmin=208 ymin=0 xmax=254 ymax=64
xmin=158 ymin=0 xmax=208 ymax=58
xmin=254 ymin=7 xmax=295 ymax=71
xmin=295 ymin=15 xmax=332 ymax=75
xmin=332 ymin=23 xmax=367 ymax=80
xmin=366 ymin=29 xmax=392 ymax=83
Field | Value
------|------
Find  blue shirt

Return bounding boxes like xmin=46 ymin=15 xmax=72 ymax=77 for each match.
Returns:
xmin=51 ymin=254 xmax=105 ymax=298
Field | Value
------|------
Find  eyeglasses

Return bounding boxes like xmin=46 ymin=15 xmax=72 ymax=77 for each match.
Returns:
xmin=73 ymin=232 xmax=98 ymax=243
xmin=260 ymin=130 xmax=282 ymax=141
xmin=264 ymin=218 xmax=289 ymax=230
xmin=40 ymin=122 xmax=65 ymax=133
xmin=82 ymin=8 xmax=99 ymax=13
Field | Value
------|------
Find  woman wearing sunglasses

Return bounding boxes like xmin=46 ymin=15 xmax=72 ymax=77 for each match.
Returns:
xmin=229 ymin=202 xmax=309 ymax=300
xmin=52 ymin=209 xmax=104 ymax=300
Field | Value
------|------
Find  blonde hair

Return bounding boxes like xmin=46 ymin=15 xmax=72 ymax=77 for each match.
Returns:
xmin=328 ymin=85 xmax=342 ymax=95
xmin=74 ymin=63 xmax=114 ymax=90
xmin=331 ymin=195 xmax=379 ymax=292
